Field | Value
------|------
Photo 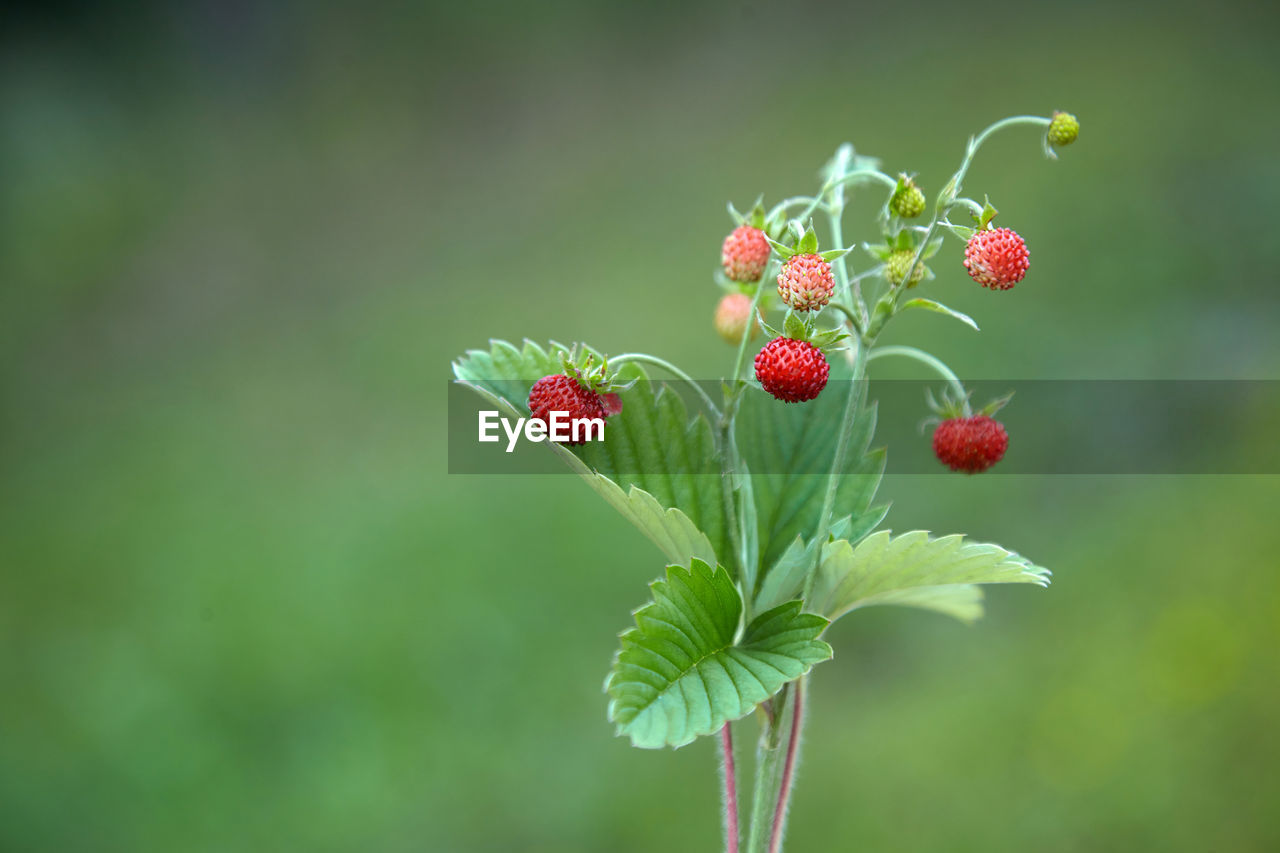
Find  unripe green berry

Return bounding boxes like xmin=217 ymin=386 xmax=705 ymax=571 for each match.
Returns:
xmin=890 ymin=179 xmax=926 ymax=218
xmin=1047 ymin=111 xmax=1079 ymax=147
xmin=885 ymin=249 xmax=925 ymax=288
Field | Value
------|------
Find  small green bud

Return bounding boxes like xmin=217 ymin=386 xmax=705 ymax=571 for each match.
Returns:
xmin=885 ymin=249 xmax=926 ymax=288
xmin=890 ymin=176 xmax=926 ymax=218
xmin=1047 ymin=111 xmax=1079 ymax=147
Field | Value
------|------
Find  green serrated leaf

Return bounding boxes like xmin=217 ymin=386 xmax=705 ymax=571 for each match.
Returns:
xmin=736 ymin=384 xmax=885 ymax=587
xmin=584 ymin=477 xmax=717 ymax=569
xmin=452 ymin=338 xmax=565 ymax=403
xmin=453 ymin=340 xmax=734 ymax=576
xmin=900 ymin=298 xmax=980 ymax=331
xmin=811 ymin=530 xmax=1050 ymax=624
xmin=873 ymin=584 xmax=987 ymax=624
xmin=606 ymin=560 xmax=832 ymax=749
xmin=752 ymin=501 xmax=890 ymax=613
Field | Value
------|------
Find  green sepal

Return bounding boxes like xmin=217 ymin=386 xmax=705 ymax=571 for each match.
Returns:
xmin=925 ymin=383 xmax=973 ymax=419
xmin=809 ymin=327 xmax=849 ymax=351
xmin=818 ymin=246 xmax=851 ymax=262
xmin=979 ymin=390 xmax=1015 ymax=417
xmin=795 ymin=225 xmax=819 ymax=256
xmin=783 ymin=310 xmax=811 ymax=341
xmin=756 ymin=310 xmax=783 ymax=339
xmin=765 ymin=234 xmax=799 ymax=259
xmin=558 ymin=344 xmax=636 ymax=394
xmin=973 ymin=196 xmax=999 ymax=230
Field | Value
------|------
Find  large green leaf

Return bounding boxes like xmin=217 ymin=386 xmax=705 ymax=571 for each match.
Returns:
xmin=811 ymin=530 xmax=1051 ymax=624
xmin=573 ymin=369 xmax=730 ymax=574
xmin=606 ymin=560 xmax=831 ymax=749
xmin=451 ymin=338 xmax=565 ymax=400
xmin=752 ymin=503 xmax=889 ymax=614
xmin=736 ymin=380 xmax=885 ymax=588
xmin=452 ymin=340 xmax=733 ymax=574
xmin=583 ymin=476 xmax=716 ymax=569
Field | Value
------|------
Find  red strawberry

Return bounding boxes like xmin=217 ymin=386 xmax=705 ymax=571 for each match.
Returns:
xmin=777 ymin=253 xmax=834 ymax=311
xmin=528 ymin=374 xmax=607 ymax=445
xmin=964 ymin=227 xmax=1029 ymax=290
xmin=714 ymin=292 xmax=759 ymax=344
xmin=932 ymin=415 xmax=1008 ymax=473
xmin=721 ymin=225 xmax=771 ymax=282
xmin=602 ymin=393 xmax=624 ymax=417
xmin=754 ymin=337 xmax=829 ymax=403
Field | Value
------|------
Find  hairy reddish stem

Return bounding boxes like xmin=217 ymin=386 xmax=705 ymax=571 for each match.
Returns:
xmin=721 ymin=723 xmax=740 ymax=853
xmin=768 ymin=679 xmax=805 ymax=853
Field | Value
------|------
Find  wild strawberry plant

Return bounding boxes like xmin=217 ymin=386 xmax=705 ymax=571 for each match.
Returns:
xmin=452 ymin=111 xmax=1078 ymax=852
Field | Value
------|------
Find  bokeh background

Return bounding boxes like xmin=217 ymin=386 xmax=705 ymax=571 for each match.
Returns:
xmin=4 ymin=1 xmax=1280 ymax=850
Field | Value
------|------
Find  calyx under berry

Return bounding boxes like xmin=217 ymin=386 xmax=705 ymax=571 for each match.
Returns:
xmin=557 ymin=345 xmax=636 ymax=396
xmin=764 ymin=224 xmax=851 ymax=264
xmin=757 ymin=309 xmax=848 ymax=355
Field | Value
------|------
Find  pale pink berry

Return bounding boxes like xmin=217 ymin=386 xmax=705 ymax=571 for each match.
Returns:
xmin=964 ymin=227 xmax=1029 ymax=290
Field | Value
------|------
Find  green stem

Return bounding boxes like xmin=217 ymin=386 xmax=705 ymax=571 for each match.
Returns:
xmin=730 ymin=269 xmax=772 ymax=389
xmin=827 ymin=168 xmax=898 ymax=192
xmin=721 ymin=262 xmax=773 ymax=613
xmin=882 ymin=115 xmax=1052 ymax=326
xmin=767 ymin=196 xmax=822 ymax=220
xmin=969 ymin=115 xmax=1052 ymax=154
xmin=610 ymin=353 xmax=721 ymax=418
xmin=868 ymin=345 xmax=969 ymax=413
xmin=767 ymin=677 xmax=805 ymax=853
xmin=745 ymin=684 xmax=798 ymax=853
xmin=738 ymin=116 xmax=1055 ymax=853
xmin=801 ymin=336 xmax=868 ymax=602
xmin=825 ymin=302 xmax=863 ymax=335
xmin=719 ymin=412 xmax=748 ymax=617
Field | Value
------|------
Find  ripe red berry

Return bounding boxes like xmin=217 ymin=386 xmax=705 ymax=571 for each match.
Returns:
xmin=602 ymin=392 xmax=624 ymax=417
xmin=714 ymin=292 xmax=758 ymax=344
xmin=754 ymin=337 xmax=830 ymax=403
xmin=528 ymin=374 xmax=608 ymax=445
xmin=777 ymin=253 xmax=835 ymax=311
xmin=931 ymin=415 xmax=1009 ymax=473
xmin=721 ymin=225 xmax=771 ymax=282
xmin=964 ymin=227 xmax=1029 ymax=290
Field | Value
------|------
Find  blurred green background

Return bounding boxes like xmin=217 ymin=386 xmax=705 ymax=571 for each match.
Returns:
xmin=3 ymin=1 xmax=1279 ymax=850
